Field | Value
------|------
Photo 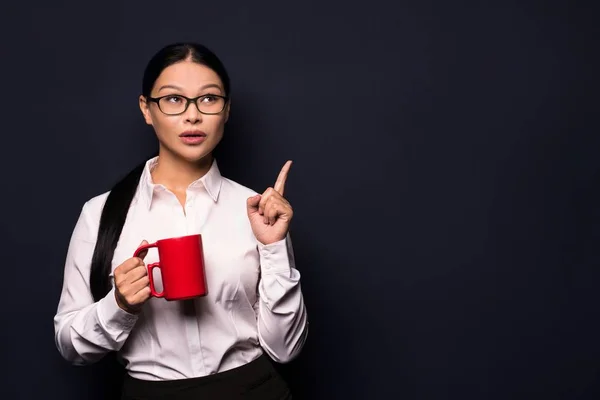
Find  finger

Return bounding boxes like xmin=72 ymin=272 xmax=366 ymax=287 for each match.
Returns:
xmin=136 ymin=240 xmax=150 ymax=260
xmin=261 ymin=192 xmax=277 ymax=223
xmin=119 ymin=275 xmax=149 ymax=300
xmin=266 ymin=202 xmax=280 ymax=225
xmin=132 ymin=286 xmax=152 ymax=303
xmin=127 ymin=265 xmax=149 ymax=283
xmin=258 ymin=188 xmax=275 ymax=215
xmin=267 ymin=199 xmax=293 ymax=225
xmin=263 ymin=199 xmax=269 ymax=224
xmin=264 ymin=196 xmax=286 ymax=224
xmin=246 ymin=194 xmax=261 ymax=216
xmin=273 ymin=160 xmax=292 ymax=196
xmin=247 ymin=194 xmax=261 ymax=208
xmin=130 ymin=275 xmax=150 ymax=292
xmin=125 ymin=285 xmax=151 ymax=307
xmin=116 ymin=257 xmax=142 ymax=275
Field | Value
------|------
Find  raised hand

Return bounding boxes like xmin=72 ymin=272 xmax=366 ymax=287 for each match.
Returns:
xmin=247 ymin=161 xmax=294 ymax=245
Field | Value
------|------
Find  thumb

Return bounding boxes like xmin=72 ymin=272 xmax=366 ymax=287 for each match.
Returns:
xmin=136 ymin=240 xmax=150 ymax=262
xmin=246 ymin=194 xmax=261 ymax=215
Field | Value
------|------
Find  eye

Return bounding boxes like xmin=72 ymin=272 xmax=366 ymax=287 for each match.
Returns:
xmin=164 ymin=95 xmax=184 ymax=103
xmin=200 ymin=95 xmax=219 ymax=104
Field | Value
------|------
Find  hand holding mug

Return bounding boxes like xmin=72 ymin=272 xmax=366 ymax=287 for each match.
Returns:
xmin=132 ymin=234 xmax=208 ymax=301
xmin=114 ymin=240 xmax=151 ymax=314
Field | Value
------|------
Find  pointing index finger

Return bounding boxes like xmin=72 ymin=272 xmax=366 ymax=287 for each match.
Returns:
xmin=274 ymin=160 xmax=292 ymax=196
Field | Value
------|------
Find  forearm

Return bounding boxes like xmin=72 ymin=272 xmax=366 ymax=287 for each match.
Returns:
xmin=256 ymin=237 xmax=308 ymax=363
xmin=54 ymin=288 xmax=138 ymax=365
xmin=257 ymin=275 xmax=308 ymax=363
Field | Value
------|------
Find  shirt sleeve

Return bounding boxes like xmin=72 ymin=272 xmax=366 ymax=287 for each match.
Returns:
xmin=255 ymin=233 xmax=309 ymax=363
xmin=53 ymin=201 xmax=139 ymax=365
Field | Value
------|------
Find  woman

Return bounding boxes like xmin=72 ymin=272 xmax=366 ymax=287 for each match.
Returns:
xmin=53 ymin=42 xmax=308 ymax=399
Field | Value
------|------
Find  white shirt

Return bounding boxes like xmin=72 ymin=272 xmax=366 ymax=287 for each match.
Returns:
xmin=53 ymin=157 xmax=308 ymax=381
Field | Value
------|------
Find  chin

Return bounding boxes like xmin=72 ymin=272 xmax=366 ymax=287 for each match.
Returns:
xmin=178 ymin=150 xmax=213 ymax=164
xmin=178 ymin=143 xmax=218 ymax=163
xmin=160 ymin=136 xmax=222 ymax=164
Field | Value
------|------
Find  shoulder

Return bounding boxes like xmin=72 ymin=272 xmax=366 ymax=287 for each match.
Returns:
xmin=67 ymin=191 xmax=111 ymax=242
xmin=80 ymin=190 xmax=111 ymax=219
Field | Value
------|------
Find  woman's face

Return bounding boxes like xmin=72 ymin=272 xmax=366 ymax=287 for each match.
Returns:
xmin=139 ymin=60 xmax=230 ymax=163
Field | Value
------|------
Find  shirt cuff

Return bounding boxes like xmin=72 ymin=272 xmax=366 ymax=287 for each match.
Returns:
xmin=258 ymin=238 xmax=292 ymax=274
xmin=97 ymin=287 xmax=139 ymax=333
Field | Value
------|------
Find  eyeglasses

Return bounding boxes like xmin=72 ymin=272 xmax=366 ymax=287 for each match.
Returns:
xmin=146 ymin=94 xmax=229 ymax=116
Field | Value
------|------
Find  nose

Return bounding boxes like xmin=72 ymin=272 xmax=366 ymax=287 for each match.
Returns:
xmin=184 ymin=100 xmax=203 ymax=124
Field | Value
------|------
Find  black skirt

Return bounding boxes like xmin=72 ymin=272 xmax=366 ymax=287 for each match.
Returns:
xmin=121 ymin=354 xmax=292 ymax=400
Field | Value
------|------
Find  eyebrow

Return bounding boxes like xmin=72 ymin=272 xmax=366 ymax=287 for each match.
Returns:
xmin=157 ymin=83 xmax=224 ymax=93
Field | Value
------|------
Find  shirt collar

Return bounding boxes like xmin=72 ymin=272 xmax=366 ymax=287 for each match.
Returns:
xmin=139 ymin=156 xmax=223 ymax=209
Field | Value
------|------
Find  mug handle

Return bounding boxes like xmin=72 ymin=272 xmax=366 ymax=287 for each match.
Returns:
xmin=133 ymin=242 xmax=163 ymax=298
xmin=146 ymin=262 xmax=164 ymax=298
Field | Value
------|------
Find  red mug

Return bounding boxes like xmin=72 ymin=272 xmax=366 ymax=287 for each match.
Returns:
xmin=133 ymin=234 xmax=208 ymax=301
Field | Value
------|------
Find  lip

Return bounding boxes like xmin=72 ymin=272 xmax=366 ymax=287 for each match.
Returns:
xmin=179 ymin=130 xmax=207 ymax=145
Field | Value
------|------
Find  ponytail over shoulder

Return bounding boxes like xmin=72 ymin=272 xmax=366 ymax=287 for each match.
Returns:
xmin=87 ymin=42 xmax=231 ymax=302
xmin=89 ymin=162 xmax=146 ymax=302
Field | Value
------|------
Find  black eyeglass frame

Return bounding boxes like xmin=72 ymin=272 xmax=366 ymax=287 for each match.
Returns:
xmin=146 ymin=94 xmax=229 ymax=115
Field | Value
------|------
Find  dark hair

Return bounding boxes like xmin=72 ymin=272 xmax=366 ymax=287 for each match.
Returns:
xmin=90 ymin=43 xmax=231 ymax=302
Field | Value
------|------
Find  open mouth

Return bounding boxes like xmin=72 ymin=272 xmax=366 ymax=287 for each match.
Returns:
xmin=179 ymin=131 xmax=207 ymax=138
xmin=179 ymin=131 xmax=207 ymax=145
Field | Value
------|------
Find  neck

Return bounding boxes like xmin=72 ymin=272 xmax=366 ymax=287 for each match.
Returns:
xmin=151 ymin=150 xmax=213 ymax=192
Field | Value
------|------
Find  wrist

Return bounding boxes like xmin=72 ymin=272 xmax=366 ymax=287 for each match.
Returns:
xmin=114 ymin=290 xmax=139 ymax=315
